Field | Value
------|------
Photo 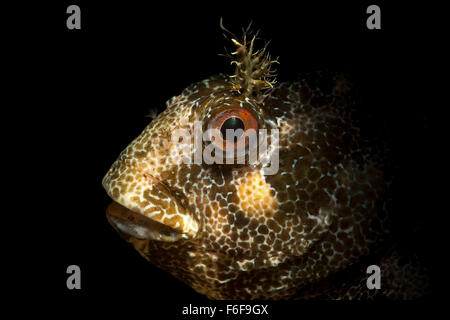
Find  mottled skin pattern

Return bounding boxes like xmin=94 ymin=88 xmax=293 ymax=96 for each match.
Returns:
xmin=103 ymin=72 xmax=428 ymax=299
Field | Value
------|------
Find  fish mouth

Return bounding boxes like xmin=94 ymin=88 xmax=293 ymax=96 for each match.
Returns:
xmin=106 ymin=201 xmax=185 ymax=242
xmin=103 ymin=170 xmax=199 ymax=242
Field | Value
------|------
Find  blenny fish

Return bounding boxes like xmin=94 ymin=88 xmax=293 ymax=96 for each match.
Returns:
xmin=102 ymin=22 xmax=429 ymax=299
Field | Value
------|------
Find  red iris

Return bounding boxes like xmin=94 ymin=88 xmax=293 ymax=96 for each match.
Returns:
xmin=207 ymin=108 xmax=259 ymax=154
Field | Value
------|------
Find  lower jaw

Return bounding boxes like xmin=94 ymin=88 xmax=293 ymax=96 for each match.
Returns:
xmin=106 ymin=201 xmax=184 ymax=242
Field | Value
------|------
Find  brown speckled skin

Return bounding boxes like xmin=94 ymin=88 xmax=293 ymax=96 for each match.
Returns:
xmin=102 ymin=73 xmax=427 ymax=299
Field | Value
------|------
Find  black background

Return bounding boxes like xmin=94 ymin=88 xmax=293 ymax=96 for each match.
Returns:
xmin=11 ymin=0 xmax=443 ymax=317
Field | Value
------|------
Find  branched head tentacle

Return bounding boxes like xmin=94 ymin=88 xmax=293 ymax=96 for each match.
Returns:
xmin=219 ymin=18 xmax=279 ymax=101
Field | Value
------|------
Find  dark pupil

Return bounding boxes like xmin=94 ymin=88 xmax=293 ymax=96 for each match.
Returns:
xmin=221 ymin=117 xmax=245 ymax=140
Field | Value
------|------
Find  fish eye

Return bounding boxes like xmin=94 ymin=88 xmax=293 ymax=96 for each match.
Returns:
xmin=207 ymin=108 xmax=259 ymax=154
xmin=220 ymin=117 xmax=245 ymax=140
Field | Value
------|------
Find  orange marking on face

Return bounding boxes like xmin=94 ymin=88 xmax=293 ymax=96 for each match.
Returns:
xmin=237 ymin=172 xmax=277 ymax=216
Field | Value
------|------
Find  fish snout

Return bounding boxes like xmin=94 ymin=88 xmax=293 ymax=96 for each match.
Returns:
xmin=102 ymin=166 xmax=199 ymax=242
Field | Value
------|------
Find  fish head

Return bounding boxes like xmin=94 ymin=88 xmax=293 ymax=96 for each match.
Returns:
xmin=102 ymin=25 xmax=391 ymax=299
xmin=102 ymin=73 xmax=277 ymax=238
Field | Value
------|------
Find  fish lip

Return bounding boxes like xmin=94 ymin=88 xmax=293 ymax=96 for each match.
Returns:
xmin=102 ymin=170 xmax=199 ymax=238
xmin=106 ymin=201 xmax=186 ymax=242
